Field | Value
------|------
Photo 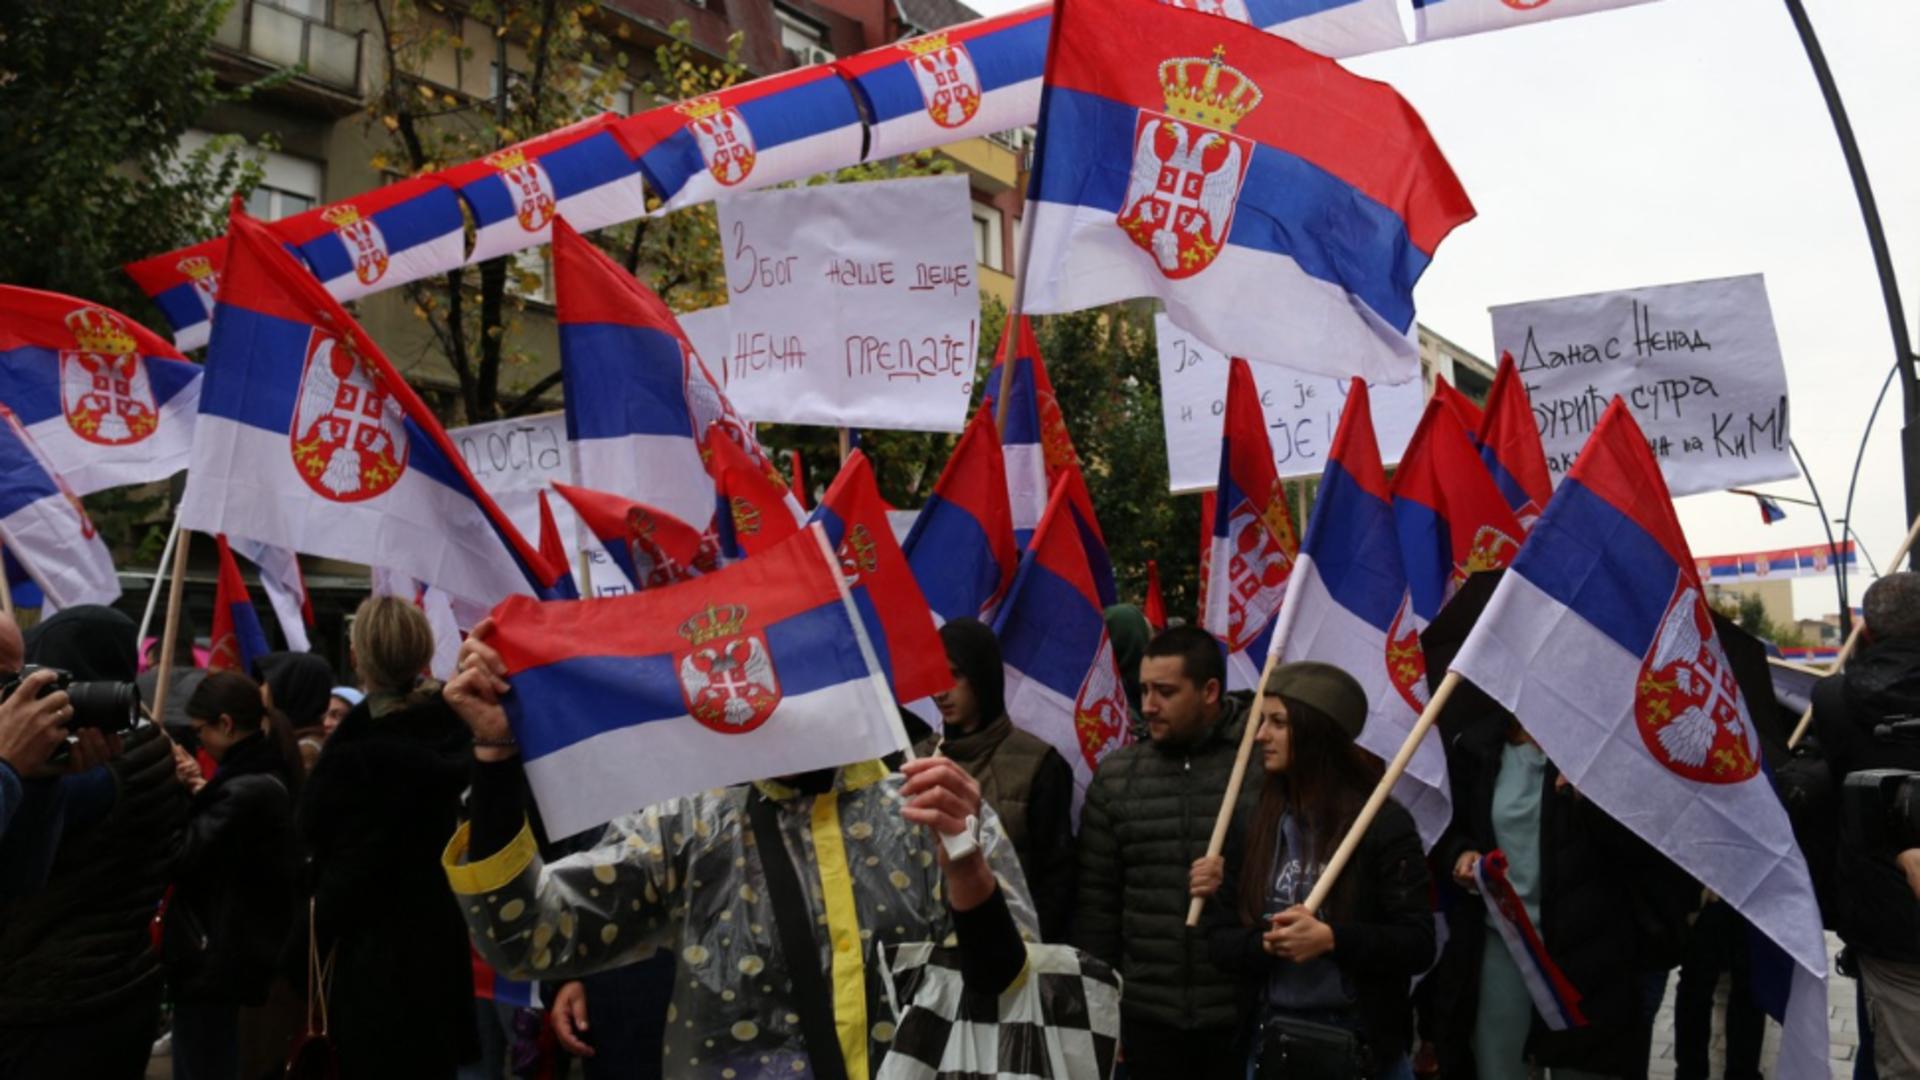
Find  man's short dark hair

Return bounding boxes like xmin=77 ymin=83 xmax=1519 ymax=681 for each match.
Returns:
xmin=1142 ymin=625 xmax=1225 ymax=690
xmin=1863 ymin=572 xmax=1920 ymax=642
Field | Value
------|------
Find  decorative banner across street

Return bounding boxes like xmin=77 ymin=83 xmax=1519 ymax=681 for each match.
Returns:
xmin=1696 ymin=541 xmax=1857 ymax=585
xmin=1154 ymin=314 xmax=1424 ymax=491
xmin=1489 ymin=274 xmax=1793 ymax=498
xmin=716 ymin=176 xmax=980 ymax=432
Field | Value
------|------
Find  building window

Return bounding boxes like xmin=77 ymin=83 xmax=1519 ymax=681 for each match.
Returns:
xmin=971 ymin=203 xmax=1004 ymax=272
xmin=509 ymin=245 xmax=554 ymax=304
xmin=182 ymin=130 xmax=322 ymax=221
xmin=582 ymin=65 xmax=634 ymax=116
xmin=775 ymin=6 xmax=833 ymax=66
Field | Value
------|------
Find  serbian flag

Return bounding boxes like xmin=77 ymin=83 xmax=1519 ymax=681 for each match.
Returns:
xmin=787 ymin=449 xmax=810 ymax=510
xmin=472 ymin=947 xmax=542 ymax=1010
xmin=1478 ymin=352 xmax=1553 ymax=531
xmin=0 ymin=404 xmax=118 ymax=609
xmin=707 ymin=426 xmax=802 ymax=561
xmin=1184 ymin=0 xmax=1409 ymax=58
xmin=811 ymin=451 xmax=952 ymax=704
xmin=438 ymin=115 xmax=647 ymax=266
xmin=555 ymin=218 xmax=773 ymax=531
xmin=1756 ymin=495 xmax=1787 ymax=525
xmin=1433 ymin=375 xmax=1482 ymax=439
xmin=616 ymin=67 xmax=864 ymax=213
xmin=1203 ymin=359 xmax=1299 ymax=690
xmin=902 ymin=407 xmax=1020 ymax=625
xmin=553 ymin=482 xmax=714 ymax=592
xmin=486 ymin=523 xmax=910 ymax=838
xmin=0 ymin=286 xmax=202 ymax=495
xmin=125 ymin=236 xmax=224 ymax=351
xmin=1413 ymin=0 xmax=1662 ymax=44
xmin=1392 ymin=395 xmax=1522 ymax=624
xmin=228 ymin=537 xmax=314 ymax=652
xmin=209 ymin=535 xmax=271 ymax=674
xmin=1449 ymin=399 xmax=1829 ymax=1074
xmin=837 ymin=6 xmax=1050 ymax=162
xmin=269 ymin=175 xmax=467 ymax=302
xmin=1268 ymin=380 xmax=1449 ymax=846
xmin=1196 ymin=489 xmax=1216 ymax=621
xmin=177 ymin=205 xmax=565 ymax=608
xmin=535 ymin=490 xmax=575 ymax=595
xmin=1022 ymin=0 xmax=1474 ymax=384
xmin=1143 ymin=559 xmax=1167 ymax=630
xmin=993 ymin=478 xmax=1133 ymax=817
xmin=980 ymin=317 xmax=1115 ymax=605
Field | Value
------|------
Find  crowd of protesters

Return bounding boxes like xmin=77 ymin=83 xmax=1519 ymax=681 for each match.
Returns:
xmin=0 ymin=575 xmax=1914 ymax=1079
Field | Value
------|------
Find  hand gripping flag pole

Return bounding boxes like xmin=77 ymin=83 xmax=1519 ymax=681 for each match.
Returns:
xmin=1788 ymin=505 xmax=1920 ymax=749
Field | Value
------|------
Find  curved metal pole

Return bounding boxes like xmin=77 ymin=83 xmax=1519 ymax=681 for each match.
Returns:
xmin=1783 ymin=0 xmax=1920 ymax=559
xmin=1837 ymin=357 xmax=1901 ymax=623
xmin=1789 ymin=439 xmax=1848 ymax=632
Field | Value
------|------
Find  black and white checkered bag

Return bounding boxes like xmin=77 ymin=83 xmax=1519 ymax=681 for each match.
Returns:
xmin=875 ymin=941 xmax=1122 ymax=1080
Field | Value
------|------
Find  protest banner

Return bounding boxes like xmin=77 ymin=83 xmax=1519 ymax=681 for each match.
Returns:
xmin=1697 ymin=540 xmax=1857 ymax=584
xmin=449 ymin=412 xmax=630 ymax=596
xmin=1154 ymin=314 xmax=1423 ymax=491
xmin=1489 ymin=274 xmax=1793 ymax=497
xmin=715 ymin=175 xmax=979 ymax=432
xmin=677 ymin=304 xmax=731 ymax=376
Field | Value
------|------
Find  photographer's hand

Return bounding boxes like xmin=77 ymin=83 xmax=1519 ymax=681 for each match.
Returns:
xmin=0 ymin=670 xmax=71 ymax=779
xmin=1898 ymin=848 xmax=1920 ymax=903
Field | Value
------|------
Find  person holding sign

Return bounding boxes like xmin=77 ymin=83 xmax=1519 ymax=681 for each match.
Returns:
xmin=1188 ymin=662 xmax=1433 ymax=1080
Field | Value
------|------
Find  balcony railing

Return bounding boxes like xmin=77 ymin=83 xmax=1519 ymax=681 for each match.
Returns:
xmin=215 ymin=0 xmax=365 ymax=97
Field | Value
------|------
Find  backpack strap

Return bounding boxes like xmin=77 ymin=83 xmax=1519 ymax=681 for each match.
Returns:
xmin=747 ymin=788 xmax=851 ymax=1080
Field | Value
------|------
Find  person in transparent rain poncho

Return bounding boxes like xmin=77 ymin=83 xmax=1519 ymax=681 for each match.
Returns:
xmin=440 ymin=620 xmax=1040 ymax=1078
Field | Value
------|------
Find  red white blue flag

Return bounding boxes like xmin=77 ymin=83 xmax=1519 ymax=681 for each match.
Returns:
xmin=227 ymin=537 xmax=314 ymax=652
xmin=177 ymin=205 xmax=566 ymax=607
xmin=836 ymin=6 xmax=1050 ymax=162
xmin=1021 ymin=0 xmax=1473 ymax=383
xmin=0 ymin=286 xmax=202 ymax=495
xmin=438 ymin=115 xmax=648 ymax=265
xmin=488 ymin=523 xmax=910 ymax=838
xmin=706 ymin=425 xmax=802 ymax=562
xmin=1413 ymin=0 xmax=1661 ymax=44
xmin=1478 ymin=353 xmax=1554 ymax=532
xmin=269 ymin=174 xmax=468 ymax=302
xmin=552 ymin=482 xmax=715 ymax=593
xmin=617 ymin=67 xmax=864 ymax=213
xmin=209 ymin=534 xmax=271 ymax=675
xmin=1169 ymin=0 xmax=1408 ymax=57
xmin=124 ymin=237 xmax=225 ymax=351
xmin=0 ymin=403 xmax=118 ymax=610
xmin=1271 ymin=380 xmax=1448 ymax=846
xmin=902 ymin=406 xmax=1020 ymax=626
xmin=1450 ymin=399 xmax=1828 ymax=1074
xmin=1203 ymin=358 xmax=1298 ymax=691
xmin=992 ymin=478 xmax=1133 ymax=818
xmin=1473 ymin=849 xmax=1585 ymax=1030
xmin=1391 ymin=394 xmax=1522 ymax=624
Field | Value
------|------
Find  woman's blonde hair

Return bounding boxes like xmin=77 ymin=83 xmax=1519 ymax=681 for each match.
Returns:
xmin=349 ymin=595 xmax=435 ymax=694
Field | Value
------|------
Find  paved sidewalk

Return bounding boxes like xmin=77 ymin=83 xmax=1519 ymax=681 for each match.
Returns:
xmin=1646 ymin=932 xmax=1859 ymax=1079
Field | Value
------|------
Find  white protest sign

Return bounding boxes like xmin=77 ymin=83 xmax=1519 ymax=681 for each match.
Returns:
xmin=1155 ymin=314 xmax=1425 ymax=491
xmin=716 ymin=175 xmax=979 ymax=431
xmin=677 ymin=305 xmax=731 ymax=377
xmin=448 ymin=412 xmax=632 ymax=597
xmin=1490 ymin=274 xmax=1792 ymax=497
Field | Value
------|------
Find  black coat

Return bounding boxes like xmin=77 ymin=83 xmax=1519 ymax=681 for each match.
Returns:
xmin=1428 ymin=718 xmax=1684 ymax=1078
xmin=1203 ymin=798 xmax=1434 ymax=1061
xmin=1073 ymin=695 xmax=1260 ymax=1032
xmin=298 ymin=691 xmax=478 ymax=1077
xmin=164 ymin=732 xmax=299 ymax=1005
xmin=1814 ymin=637 xmax=1920 ymax=963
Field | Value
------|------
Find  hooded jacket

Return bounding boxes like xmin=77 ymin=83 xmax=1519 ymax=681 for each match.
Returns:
xmin=1814 ymin=636 xmax=1920 ymax=963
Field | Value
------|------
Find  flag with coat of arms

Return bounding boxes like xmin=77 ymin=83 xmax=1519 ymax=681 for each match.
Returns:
xmin=1020 ymin=0 xmax=1474 ymax=384
xmin=1391 ymin=393 xmax=1523 ymax=624
xmin=0 ymin=286 xmax=202 ymax=496
xmin=0 ymin=403 xmax=118 ymax=610
xmin=177 ymin=204 xmax=567 ymax=608
xmin=901 ymin=406 xmax=1021 ymax=627
xmin=1449 ymin=398 xmax=1829 ymax=1075
xmin=1202 ymin=357 xmax=1299 ymax=691
xmin=486 ymin=522 xmax=912 ymax=839
xmin=208 ymin=535 xmax=271 ymax=675
xmin=1478 ymin=353 xmax=1555 ymax=532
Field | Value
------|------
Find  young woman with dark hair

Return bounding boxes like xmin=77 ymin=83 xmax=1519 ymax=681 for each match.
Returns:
xmin=1190 ymin=662 xmax=1435 ymax=1080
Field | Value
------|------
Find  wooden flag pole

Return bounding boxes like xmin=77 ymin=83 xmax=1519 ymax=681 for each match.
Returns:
xmin=1787 ymin=507 xmax=1920 ymax=749
xmin=0 ymin=562 xmax=14 ymax=621
xmin=1302 ymin=671 xmax=1463 ymax=914
xmin=1185 ymin=640 xmax=1288 ymax=927
xmin=151 ymin=530 xmax=194 ymax=725
xmin=838 ymin=427 xmax=852 ymax=466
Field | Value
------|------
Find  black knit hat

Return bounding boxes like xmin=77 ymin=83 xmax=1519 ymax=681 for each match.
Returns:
xmin=938 ymin=618 xmax=1005 ymax=724
xmin=1270 ymin=661 xmax=1368 ymax=741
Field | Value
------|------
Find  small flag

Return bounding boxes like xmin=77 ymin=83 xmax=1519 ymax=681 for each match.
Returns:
xmin=489 ymin=523 xmax=911 ymax=838
xmin=902 ymin=407 xmax=1021 ymax=625
xmin=209 ymin=535 xmax=271 ymax=675
xmin=533 ymin=490 xmax=581 ymax=600
xmin=1756 ymin=495 xmax=1787 ymax=525
xmin=228 ymin=538 xmax=314 ymax=652
xmin=552 ymin=482 xmax=716 ymax=592
xmin=1432 ymin=375 xmax=1483 ymax=440
xmin=1143 ymin=559 xmax=1167 ymax=631
xmin=1478 ymin=352 xmax=1554 ymax=531
xmin=0 ymin=404 xmax=118 ymax=609
xmin=787 ymin=449 xmax=810 ymax=510
xmin=1391 ymin=395 xmax=1523 ymax=624
xmin=124 ymin=236 xmax=225 ymax=351
xmin=707 ymin=426 xmax=802 ymax=561
xmin=1202 ymin=358 xmax=1299 ymax=690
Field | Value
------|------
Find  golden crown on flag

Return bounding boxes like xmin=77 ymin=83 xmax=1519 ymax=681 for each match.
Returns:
xmin=903 ymin=33 xmax=951 ymax=56
xmin=321 ymin=203 xmax=363 ymax=227
xmin=675 ymin=96 xmax=726 ymax=121
xmin=679 ymin=602 xmax=748 ymax=647
xmin=1158 ymin=46 xmax=1261 ymax=132
xmin=485 ymin=148 xmax=529 ymax=171
xmin=177 ymin=255 xmax=216 ymax=281
xmin=65 ymin=307 xmax=136 ymax=355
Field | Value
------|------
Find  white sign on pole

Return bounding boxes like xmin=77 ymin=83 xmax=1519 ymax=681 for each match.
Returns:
xmin=1155 ymin=314 xmax=1425 ymax=492
xmin=715 ymin=175 xmax=979 ymax=431
xmin=448 ymin=412 xmax=631 ymax=597
xmin=1489 ymin=274 xmax=1793 ymax=498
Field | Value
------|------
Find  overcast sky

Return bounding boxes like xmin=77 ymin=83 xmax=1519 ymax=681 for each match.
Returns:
xmin=967 ymin=0 xmax=1918 ymax=621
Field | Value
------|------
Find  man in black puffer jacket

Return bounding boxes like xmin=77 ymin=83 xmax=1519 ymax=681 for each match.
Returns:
xmin=1074 ymin=625 xmax=1258 ymax=1078
xmin=1814 ymin=571 xmax=1920 ymax=1075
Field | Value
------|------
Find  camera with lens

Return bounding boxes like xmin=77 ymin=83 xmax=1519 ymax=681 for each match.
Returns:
xmin=1841 ymin=767 xmax=1920 ymax=856
xmin=0 ymin=665 xmax=141 ymax=734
